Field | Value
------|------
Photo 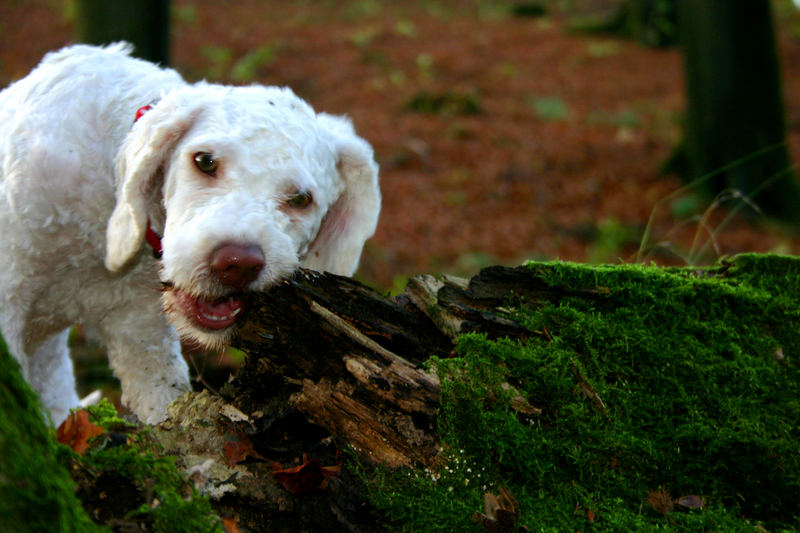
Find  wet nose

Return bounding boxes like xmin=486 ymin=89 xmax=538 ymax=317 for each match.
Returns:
xmin=209 ymin=243 xmax=265 ymax=289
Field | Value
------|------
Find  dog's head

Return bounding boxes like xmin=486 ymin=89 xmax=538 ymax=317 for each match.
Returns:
xmin=105 ymin=84 xmax=380 ymax=347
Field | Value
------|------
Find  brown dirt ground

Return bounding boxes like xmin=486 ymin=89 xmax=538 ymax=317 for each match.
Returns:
xmin=4 ymin=1 xmax=800 ymax=291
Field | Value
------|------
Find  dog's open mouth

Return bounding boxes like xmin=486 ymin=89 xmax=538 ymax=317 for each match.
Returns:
xmin=174 ymin=289 xmax=244 ymax=331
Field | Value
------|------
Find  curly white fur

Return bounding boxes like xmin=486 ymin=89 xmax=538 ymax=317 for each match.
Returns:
xmin=0 ymin=44 xmax=380 ymax=425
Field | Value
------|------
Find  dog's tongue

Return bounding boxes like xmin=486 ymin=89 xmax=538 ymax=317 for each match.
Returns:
xmin=194 ymin=296 xmax=242 ymax=330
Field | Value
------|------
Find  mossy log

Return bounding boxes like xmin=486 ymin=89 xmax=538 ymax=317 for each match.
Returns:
xmin=182 ymin=254 xmax=798 ymax=532
xmin=149 ymin=264 xmax=645 ymax=530
xmin=227 ymin=265 xmax=612 ymax=470
xmin=9 ymin=254 xmax=798 ymax=531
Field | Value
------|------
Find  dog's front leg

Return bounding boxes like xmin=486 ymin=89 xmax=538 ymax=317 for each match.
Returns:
xmin=99 ymin=297 xmax=191 ymax=424
xmin=27 ymin=329 xmax=81 ymax=426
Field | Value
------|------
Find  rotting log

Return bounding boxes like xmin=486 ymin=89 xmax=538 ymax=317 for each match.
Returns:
xmin=231 ymin=269 xmax=454 ymax=469
xmin=226 ymin=266 xmax=611 ymax=470
xmin=29 ymin=255 xmax=800 ymax=531
xmin=149 ymin=266 xmax=572 ymax=531
xmin=149 ymin=265 xmax=578 ymax=532
xmin=152 ymin=258 xmax=784 ymax=531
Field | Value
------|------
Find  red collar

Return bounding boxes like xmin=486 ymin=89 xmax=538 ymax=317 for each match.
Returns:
xmin=145 ymin=221 xmax=163 ymax=259
xmin=135 ymin=104 xmax=153 ymax=121
xmin=135 ymin=104 xmax=163 ymax=259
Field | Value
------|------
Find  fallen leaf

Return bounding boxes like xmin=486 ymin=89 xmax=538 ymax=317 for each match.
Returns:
xmin=56 ymin=409 xmax=105 ymax=454
xmin=675 ymin=494 xmax=705 ymax=511
xmin=222 ymin=516 xmax=242 ymax=533
xmin=472 ymin=486 xmax=520 ymax=532
xmin=272 ymin=457 xmax=341 ymax=495
xmin=222 ymin=430 xmax=265 ymax=467
xmin=647 ymin=489 xmax=705 ymax=515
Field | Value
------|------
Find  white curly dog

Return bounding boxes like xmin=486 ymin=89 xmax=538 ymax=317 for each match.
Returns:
xmin=0 ymin=43 xmax=380 ymax=425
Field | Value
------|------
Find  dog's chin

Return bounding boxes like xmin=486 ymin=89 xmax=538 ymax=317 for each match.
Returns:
xmin=162 ymin=288 xmax=242 ymax=350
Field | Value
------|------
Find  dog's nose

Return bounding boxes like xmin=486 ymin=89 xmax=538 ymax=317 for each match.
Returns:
xmin=209 ymin=243 xmax=265 ymax=289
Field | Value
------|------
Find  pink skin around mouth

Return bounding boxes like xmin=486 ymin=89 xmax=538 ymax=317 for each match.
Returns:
xmin=175 ymin=290 xmax=244 ymax=330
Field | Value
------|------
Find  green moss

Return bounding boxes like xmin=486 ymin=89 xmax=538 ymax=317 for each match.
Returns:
xmin=73 ymin=425 xmax=223 ymax=532
xmin=85 ymin=398 xmax=135 ymax=429
xmin=134 ymin=490 xmax=221 ymax=533
xmin=0 ymin=340 xmax=220 ymax=532
xmin=362 ymin=254 xmax=800 ymax=531
xmin=0 ymin=338 xmax=102 ymax=533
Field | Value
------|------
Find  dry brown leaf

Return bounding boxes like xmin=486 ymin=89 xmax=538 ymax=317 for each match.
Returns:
xmin=56 ymin=409 xmax=105 ymax=454
xmin=222 ymin=430 xmax=265 ymax=467
xmin=222 ymin=516 xmax=242 ymax=533
xmin=272 ymin=457 xmax=342 ymax=495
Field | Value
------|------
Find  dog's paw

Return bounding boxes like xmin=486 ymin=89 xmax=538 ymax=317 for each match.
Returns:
xmin=125 ymin=381 xmax=190 ymax=425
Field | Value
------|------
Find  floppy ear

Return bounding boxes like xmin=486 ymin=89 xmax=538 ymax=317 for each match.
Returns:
xmin=304 ymin=114 xmax=381 ymax=276
xmin=105 ymin=96 xmax=201 ymax=272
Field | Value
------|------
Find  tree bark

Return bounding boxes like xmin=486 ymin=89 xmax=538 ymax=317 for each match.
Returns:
xmin=674 ymin=0 xmax=800 ymax=222
xmin=76 ymin=0 xmax=170 ymax=64
xmin=571 ymin=0 xmax=678 ymax=48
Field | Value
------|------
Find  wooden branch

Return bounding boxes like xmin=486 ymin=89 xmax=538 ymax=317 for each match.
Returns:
xmin=232 ymin=269 xmax=451 ymax=468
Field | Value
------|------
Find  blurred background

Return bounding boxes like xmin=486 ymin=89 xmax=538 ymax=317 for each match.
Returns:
xmin=3 ymin=0 xmax=800 ymax=399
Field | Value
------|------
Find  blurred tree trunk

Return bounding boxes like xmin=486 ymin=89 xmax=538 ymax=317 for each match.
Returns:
xmin=76 ymin=0 xmax=170 ymax=65
xmin=572 ymin=0 xmax=677 ymax=48
xmin=672 ymin=0 xmax=800 ymax=223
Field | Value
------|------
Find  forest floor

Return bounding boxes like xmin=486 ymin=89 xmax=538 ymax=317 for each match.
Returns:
xmin=4 ymin=1 xmax=800 ymax=291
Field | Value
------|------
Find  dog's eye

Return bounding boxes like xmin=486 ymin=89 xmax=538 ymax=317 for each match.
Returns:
xmin=193 ymin=152 xmax=218 ymax=175
xmin=287 ymin=191 xmax=313 ymax=209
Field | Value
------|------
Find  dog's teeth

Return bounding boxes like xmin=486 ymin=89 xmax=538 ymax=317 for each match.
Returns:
xmin=231 ymin=307 xmax=241 ymax=317
xmin=201 ymin=310 xmax=227 ymax=321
